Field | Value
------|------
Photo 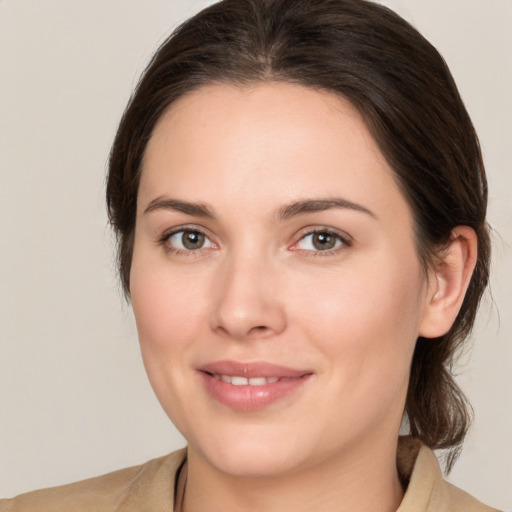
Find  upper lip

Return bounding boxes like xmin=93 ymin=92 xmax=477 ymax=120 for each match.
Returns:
xmin=198 ymin=360 xmax=312 ymax=379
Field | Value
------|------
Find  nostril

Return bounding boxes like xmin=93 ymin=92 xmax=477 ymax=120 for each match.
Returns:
xmin=248 ymin=325 xmax=272 ymax=337
xmin=246 ymin=325 xmax=269 ymax=336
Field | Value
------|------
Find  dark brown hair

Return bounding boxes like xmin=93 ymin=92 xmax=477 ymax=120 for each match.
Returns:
xmin=107 ymin=0 xmax=490 ymax=470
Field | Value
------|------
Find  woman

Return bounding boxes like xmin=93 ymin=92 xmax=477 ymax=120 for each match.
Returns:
xmin=0 ymin=0 xmax=504 ymax=510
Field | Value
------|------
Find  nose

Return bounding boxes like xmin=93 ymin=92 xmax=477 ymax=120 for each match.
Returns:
xmin=210 ymin=253 xmax=287 ymax=341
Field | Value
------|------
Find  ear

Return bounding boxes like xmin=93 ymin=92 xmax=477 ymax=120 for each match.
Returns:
xmin=419 ymin=226 xmax=478 ymax=339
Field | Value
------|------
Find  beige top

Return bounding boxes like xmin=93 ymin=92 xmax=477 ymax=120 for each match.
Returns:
xmin=0 ymin=438 xmax=501 ymax=511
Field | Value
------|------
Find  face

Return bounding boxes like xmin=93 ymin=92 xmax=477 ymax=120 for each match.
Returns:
xmin=131 ymin=83 xmax=432 ymax=477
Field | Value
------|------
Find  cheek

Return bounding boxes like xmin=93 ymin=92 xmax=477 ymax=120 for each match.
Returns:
xmin=129 ymin=260 xmax=211 ymax=426
xmin=288 ymin=256 xmax=425 ymax=382
xmin=131 ymin=258 xmax=206 ymax=340
xmin=298 ymin=263 xmax=425 ymax=437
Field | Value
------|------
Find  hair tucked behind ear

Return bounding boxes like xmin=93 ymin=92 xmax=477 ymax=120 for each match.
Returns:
xmin=107 ymin=0 xmax=490 ymax=471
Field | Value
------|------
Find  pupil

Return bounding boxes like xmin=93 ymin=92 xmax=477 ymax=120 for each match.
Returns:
xmin=183 ymin=231 xmax=204 ymax=249
xmin=313 ymin=232 xmax=335 ymax=250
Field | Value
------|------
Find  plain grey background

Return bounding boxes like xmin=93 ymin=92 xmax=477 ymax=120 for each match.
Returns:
xmin=0 ymin=1 xmax=510 ymax=509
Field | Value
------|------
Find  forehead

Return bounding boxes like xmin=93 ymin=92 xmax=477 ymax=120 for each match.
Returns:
xmin=139 ymin=82 xmax=410 ymax=225
xmin=145 ymin=82 xmax=380 ymax=171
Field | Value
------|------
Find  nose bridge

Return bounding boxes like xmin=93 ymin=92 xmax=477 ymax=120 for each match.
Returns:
xmin=210 ymin=245 xmax=286 ymax=340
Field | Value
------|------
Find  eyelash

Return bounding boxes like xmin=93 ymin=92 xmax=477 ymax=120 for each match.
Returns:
xmin=158 ymin=226 xmax=216 ymax=256
xmin=292 ymin=227 xmax=352 ymax=256
xmin=158 ymin=226 xmax=352 ymax=257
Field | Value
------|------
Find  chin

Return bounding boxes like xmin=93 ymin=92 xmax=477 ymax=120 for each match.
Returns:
xmin=192 ymin=429 xmax=309 ymax=478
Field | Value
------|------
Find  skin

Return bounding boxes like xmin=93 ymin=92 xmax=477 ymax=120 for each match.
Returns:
xmin=130 ymin=83 xmax=476 ymax=512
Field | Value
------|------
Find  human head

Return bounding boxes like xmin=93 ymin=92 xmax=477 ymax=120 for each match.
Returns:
xmin=107 ymin=0 xmax=490 ymax=469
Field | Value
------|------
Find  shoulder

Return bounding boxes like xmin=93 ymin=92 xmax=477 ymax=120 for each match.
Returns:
xmin=397 ymin=437 xmax=502 ymax=512
xmin=442 ymin=479 xmax=503 ymax=512
xmin=0 ymin=448 xmax=186 ymax=512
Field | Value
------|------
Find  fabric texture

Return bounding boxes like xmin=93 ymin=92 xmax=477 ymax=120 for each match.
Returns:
xmin=0 ymin=439 xmax=501 ymax=511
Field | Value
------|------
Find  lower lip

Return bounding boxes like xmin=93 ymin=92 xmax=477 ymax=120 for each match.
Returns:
xmin=199 ymin=372 xmax=311 ymax=411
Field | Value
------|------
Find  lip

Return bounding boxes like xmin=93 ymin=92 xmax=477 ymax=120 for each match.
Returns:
xmin=197 ymin=360 xmax=313 ymax=411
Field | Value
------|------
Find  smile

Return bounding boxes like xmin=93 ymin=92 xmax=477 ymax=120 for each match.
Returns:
xmin=198 ymin=361 xmax=312 ymax=410
xmin=211 ymin=374 xmax=280 ymax=385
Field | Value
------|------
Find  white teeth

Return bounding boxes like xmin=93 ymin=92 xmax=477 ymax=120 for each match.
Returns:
xmin=231 ymin=376 xmax=249 ymax=386
xmin=248 ymin=377 xmax=267 ymax=386
xmin=213 ymin=374 xmax=280 ymax=386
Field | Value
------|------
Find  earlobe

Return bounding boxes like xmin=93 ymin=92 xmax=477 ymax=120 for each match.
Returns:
xmin=419 ymin=226 xmax=478 ymax=339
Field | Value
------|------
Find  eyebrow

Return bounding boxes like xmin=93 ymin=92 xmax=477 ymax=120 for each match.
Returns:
xmin=143 ymin=197 xmax=215 ymax=218
xmin=279 ymin=198 xmax=376 ymax=220
xmin=143 ymin=196 xmax=376 ymax=220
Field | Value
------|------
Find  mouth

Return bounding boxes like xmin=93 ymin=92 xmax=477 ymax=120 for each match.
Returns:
xmin=197 ymin=360 xmax=313 ymax=411
xmin=208 ymin=374 xmax=280 ymax=386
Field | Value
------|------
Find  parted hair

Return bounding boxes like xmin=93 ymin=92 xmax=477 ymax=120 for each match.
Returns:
xmin=107 ymin=0 xmax=490 ymax=470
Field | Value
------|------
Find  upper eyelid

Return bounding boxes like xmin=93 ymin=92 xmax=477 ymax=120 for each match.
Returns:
xmin=288 ymin=227 xmax=353 ymax=256
xmin=159 ymin=227 xmax=217 ymax=254
xmin=295 ymin=226 xmax=352 ymax=243
xmin=160 ymin=224 xmax=212 ymax=240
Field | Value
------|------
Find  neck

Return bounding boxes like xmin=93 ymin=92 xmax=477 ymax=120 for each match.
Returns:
xmin=182 ymin=437 xmax=404 ymax=512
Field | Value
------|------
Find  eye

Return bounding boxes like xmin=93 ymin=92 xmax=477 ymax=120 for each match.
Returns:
xmin=167 ymin=229 xmax=214 ymax=251
xmin=295 ymin=230 xmax=347 ymax=252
